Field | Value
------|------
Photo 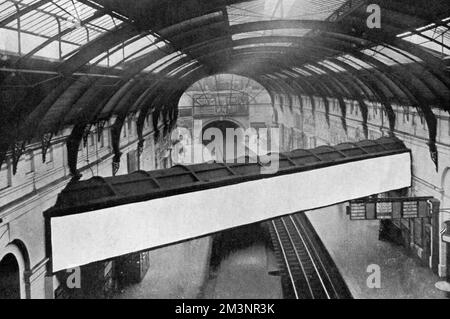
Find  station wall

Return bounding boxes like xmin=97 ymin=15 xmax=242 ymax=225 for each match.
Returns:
xmin=273 ymin=93 xmax=450 ymax=277
xmin=0 ymin=114 xmax=169 ymax=298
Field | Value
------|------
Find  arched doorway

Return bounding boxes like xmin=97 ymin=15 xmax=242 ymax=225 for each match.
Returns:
xmin=0 ymin=253 xmax=20 ymax=299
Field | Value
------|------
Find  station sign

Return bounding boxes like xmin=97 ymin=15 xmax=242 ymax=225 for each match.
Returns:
xmin=348 ymin=197 xmax=434 ymax=220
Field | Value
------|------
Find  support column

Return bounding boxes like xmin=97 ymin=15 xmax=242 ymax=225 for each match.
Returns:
xmin=24 ymin=258 xmax=48 ymax=299
xmin=444 ymin=221 xmax=450 ymax=282
xmin=435 ymin=221 xmax=450 ymax=292
xmin=431 ymin=199 xmax=441 ymax=274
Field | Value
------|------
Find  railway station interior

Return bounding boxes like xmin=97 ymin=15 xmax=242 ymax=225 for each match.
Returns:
xmin=0 ymin=0 xmax=450 ymax=299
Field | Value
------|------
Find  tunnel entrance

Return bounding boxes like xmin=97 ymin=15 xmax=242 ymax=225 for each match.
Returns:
xmin=0 ymin=253 xmax=20 ymax=299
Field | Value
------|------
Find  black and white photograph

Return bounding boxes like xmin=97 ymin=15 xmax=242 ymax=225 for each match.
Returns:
xmin=0 ymin=0 xmax=449 ymax=305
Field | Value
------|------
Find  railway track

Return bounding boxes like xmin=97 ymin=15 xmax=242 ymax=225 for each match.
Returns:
xmin=269 ymin=213 xmax=352 ymax=299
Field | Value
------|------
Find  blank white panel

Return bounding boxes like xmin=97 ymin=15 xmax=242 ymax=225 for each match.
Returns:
xmin=50 ymin=153 xmax=411 ymax=272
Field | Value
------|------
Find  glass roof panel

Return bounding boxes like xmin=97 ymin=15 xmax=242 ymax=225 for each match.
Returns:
xmin=179 ymin=64 xmax=203 ymax=79
xmin=152 ymin=53 xmax=188 ymax=74
xmin=0 ymin=0 xmax=124 ymax=59
xmin=399 ymin=19 xmax=450 ymax=57
xmin=361 ymin=45 xmax=423 ymax=65
xmin=402 ymin=33 xmax=450 ymax=57
xmin=122 ymin=35 xmax=158 ymax=60
xmin=1 ymin=0 xmax=445 ymax=81
xmin=89 ymin=35 xmax=167 ymax=70
xmin=143 ymin=51 xmax=185 ymax=73
xmin=232 ymin=28 xmax=310 ymax=40
xmin=282 ymin=69 xmax=299 ymax=77
xmin=227 ymin=0 xmax=347 ymax=26
xmin=292 ymin=66 xmax=312 ymax=76
xmin=0 ymin=1 xmax=18 ymax=22
xmin=88 ymin=34 xmax=142 ymax=66
xmin=167 ymin=61 xmax=198 ymax=77
xmin=318 ymin=60 xmax=346 ymax=72
xmin=274 ymin=72 xmax=288 ymax=78
xmin=305 ymin=64 xmax=327 ymax=74
xmin=336 ymin=55 xmax=366 ymax=70
xmin=234 ymin=42 xmax=293 ymax=50
xmin=0 ymin=0 xmax=40 ymax=21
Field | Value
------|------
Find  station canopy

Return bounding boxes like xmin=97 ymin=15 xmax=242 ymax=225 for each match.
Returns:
xmin=1 ymin=0 xmax=450 ymax=171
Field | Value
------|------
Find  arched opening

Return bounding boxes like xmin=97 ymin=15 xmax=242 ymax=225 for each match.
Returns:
xmin=0 ymin=253 xmax=20 ymax=299
xmin=177 ymin=74 xmax=273 ymax=164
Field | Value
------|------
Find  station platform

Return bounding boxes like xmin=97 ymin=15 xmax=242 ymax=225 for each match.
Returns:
xmin=201 ymin=243 xmax=282 ymax=299
xmin=306 ymin=205 xmax=447 ymax=299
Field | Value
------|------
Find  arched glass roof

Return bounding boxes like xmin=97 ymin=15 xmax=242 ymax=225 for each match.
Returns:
xmin=1 ymin=0 xmax=450 ymax=171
